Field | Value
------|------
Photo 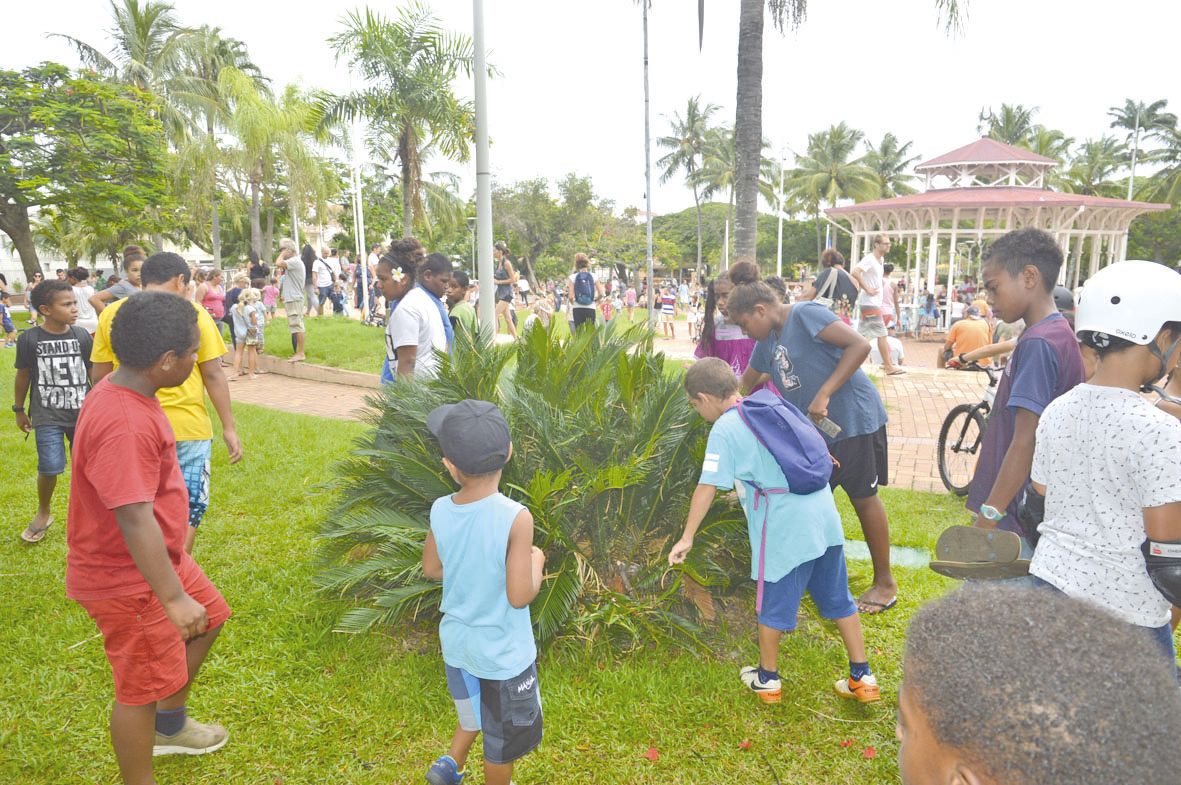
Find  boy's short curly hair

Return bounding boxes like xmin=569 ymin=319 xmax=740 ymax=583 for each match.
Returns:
xmin=110 ymin=291 xmax=198 ymax=369
xmin=982 ymin=228 xmax=1062 ymax=292
xmin=31 ymin=280 xmax=73 ymax=314
xmin=684 ymin=357 xmax=739 ymax=400
xmin=904 ymin=583 xmax=1181 ymax=785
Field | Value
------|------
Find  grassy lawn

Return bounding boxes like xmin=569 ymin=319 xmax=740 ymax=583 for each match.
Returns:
xmin=0 ymin=357 xmax=962 ymax=784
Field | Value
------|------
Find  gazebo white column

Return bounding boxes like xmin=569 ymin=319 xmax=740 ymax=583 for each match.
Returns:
xmin=926 ymin=217 xmax=939 ymax=297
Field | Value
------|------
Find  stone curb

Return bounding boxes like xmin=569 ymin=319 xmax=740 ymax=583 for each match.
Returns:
xmin=256 ymin=354 xmax=381 ymax=389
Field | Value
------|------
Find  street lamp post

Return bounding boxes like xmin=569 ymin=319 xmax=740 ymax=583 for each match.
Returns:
xmin=473 ymin=0 xmax=495 ymax=336
xmin=775 ymin=154 xmax=786 ymax=279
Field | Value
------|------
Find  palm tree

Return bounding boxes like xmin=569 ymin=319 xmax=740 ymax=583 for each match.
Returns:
xmin=977 ymin=103 xmax=1039 ymax=147
xmin=787 ymin=123 xmax=878 ymax=257
xmin=863 ymin=133 xmax=920 ymax=198
xmin=691 ymin=126 xmax=738 ymax=265
xmin=1026 ymin=125 xmax=1073 ymax=162
xmin=1139 ymin=126 xmax=1181 ymax=204
xmin=1061 ymin=136 xmax=1128 ymax=198
xmin=1108 ymin=99 xmax=1177 ymax=200
xmin=657 ymin=96 xmax=719 ymax=275
xmin=725 ymin=0 xmax=963 ymax=264
xmin=319 ymin=4 xmax=475 ymax=238
xmin=52 ymin=0 xmax=196 ymax=141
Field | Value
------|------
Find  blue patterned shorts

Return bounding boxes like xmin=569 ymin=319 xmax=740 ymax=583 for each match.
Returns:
xmin=175 ymin=439 xmax=212 ymax=528
xmin=444 ymin=662 xmax=542 ymax=766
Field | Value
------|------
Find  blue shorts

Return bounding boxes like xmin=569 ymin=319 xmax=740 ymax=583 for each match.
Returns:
xmin=175 ymin=439 xmax=212 ymax=528
xmin=444 ymin=662 xmax=543 ymax=766
xmin=758 ymin=545 xmax=858 ymax=631
xmin=34 ymin=424 xmax=75 ymax=476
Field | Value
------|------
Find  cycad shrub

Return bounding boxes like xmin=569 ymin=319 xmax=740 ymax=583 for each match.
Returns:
xmin=315 ymin=320 xmax=748 ymax=649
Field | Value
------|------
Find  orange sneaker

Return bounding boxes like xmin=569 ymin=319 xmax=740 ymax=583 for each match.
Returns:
xmin=835 ymin=673 xmax=881 ymax=703
xmin=739 ymin=666 xmax=782 ymax=704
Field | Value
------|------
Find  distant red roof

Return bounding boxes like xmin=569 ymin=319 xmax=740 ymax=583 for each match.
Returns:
xmin=827 ymin=187 xmax=1168 ymax=216
xmin=916 ymin=138 xmax=1058 ymax=170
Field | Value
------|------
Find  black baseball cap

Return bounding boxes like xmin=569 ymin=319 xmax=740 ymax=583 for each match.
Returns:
xmin=427 ymin=400 xmax=511 ymax=475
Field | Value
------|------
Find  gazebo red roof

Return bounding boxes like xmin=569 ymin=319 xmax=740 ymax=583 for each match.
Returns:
xmin=915 ymin=138 xmax=1057 ymax=170
xmin=827 ymin=187 xmax=1168 ymax=216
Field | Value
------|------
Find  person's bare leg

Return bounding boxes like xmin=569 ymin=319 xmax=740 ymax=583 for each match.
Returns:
xmin=1171 ymin=605 xmax=1180 ymax=633
xmin=757 ymin=623 xmax=783 ymax=672
xmin=230 ymin=344 xmax=243 ymax=378
xmin=290 ymin=332 xmax=305 ymax=362
xmin=833 ymin=613 xmax=867 ymax=663
xmin=446 ymin=725 xmax=479 ymax=771
xmin=849 ymin=495 xmax=898 ymax=613
xmin=30 ymin=473 xmax=57 ymax=530
xmin=183 ymin=525 xmax=197 ymax=554
xmin=878 ymin=336 xmax=898 ymax=372
xmin=110 ymin=701 xmax=158 ymax=785
xmin=247 ymin=347 xmax=258 ymax=379
xmin=157 ymin=623 xmax=223 ymax=712
xmin=485 ymin=761 xmax=514 ymax=785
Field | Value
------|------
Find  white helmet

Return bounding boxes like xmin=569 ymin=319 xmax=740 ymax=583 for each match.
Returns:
xmin=1075 ymin=260 xmax=1181 ymax=345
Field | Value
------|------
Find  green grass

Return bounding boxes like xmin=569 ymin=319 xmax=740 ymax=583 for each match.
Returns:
xmin=0 ymin=357 xmax=963 ymax=784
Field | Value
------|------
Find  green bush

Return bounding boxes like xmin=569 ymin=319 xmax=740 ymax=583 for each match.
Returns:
xmin=315 ymin=320 xmax=747 ymax=649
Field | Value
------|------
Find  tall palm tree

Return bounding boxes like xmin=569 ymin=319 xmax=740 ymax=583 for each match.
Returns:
xmin=1139 ymin=126 xmax=1181 ymax=205
xmin=725 ymin=0 xmax=963 ymax=264
xmin=1108 ymin=99 xmax=1177 ymax=200
xmin=977 ymin=103 xmax=1038 ymax=147
xmin=319 ymin=4 xmax=475 ymax=238
xmin=863 ymin=133 xmax=920 ymax=198
xmin=52 ymin=0 xmax=195 ymax=141
xmin=657 ymin=96 xmax=719 ymax=274
xmin=1061 ymin=136 xmax=1128 ymax=198
xmin=787 ymin=123 xmax=878 ymax=257
xmin=691 ymin=125 xmax=738 ymax=264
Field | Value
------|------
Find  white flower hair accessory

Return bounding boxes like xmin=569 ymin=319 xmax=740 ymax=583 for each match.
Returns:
xmin=390 ymin=267 xmax=405 ymax=283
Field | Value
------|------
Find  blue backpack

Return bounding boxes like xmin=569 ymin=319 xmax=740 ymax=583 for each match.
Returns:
xmin=734 ymin=389 xmax=833 ymax=495
xmin=573 ymin=271 xmax=595 ymax=305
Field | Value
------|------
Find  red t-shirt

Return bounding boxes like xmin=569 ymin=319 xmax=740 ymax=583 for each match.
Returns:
xmin=66 ymin=378 xmax=193 ymax=601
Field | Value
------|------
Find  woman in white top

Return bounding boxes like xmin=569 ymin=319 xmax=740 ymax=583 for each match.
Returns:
xmin=1026 ymin=260 xmax=1181 ymax=661
xmin=67 ymin=267 xmax=99 ymax=334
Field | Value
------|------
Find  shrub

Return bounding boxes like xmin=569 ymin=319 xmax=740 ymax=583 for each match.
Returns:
xmin=315 ymin=320 xmax=747 ymax=649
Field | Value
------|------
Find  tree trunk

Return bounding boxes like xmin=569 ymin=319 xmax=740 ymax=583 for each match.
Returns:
xmin=399 ymin=125 xmax=417 ymax=239
xmin=207 ymin=119 xmax=222 ymax=265
xmin=693 ymin=184 xmax=703 ymax=275
xmin=264 ymin=206 xmax=274 ymax=259
xmin=732 ymin=0 xmax=764 ymax=265
xmin=814 ymin=206 xmax=823 ymax=259
xmin=250 ymin=168 xmax=263 ymax=258
xmin=0 ymin=203 xmax=43 ymax=281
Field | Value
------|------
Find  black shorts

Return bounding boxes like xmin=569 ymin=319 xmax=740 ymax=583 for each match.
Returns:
xmin=828 ymin=425 xmax=888 ymax=500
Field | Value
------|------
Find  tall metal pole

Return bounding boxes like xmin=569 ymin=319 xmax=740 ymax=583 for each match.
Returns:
xmin=350 ymin=122 xmax=369 ymax=322
xmin=775 ymin=155 xmax=785 ymax=279
xmin=1128 ymin=103 xmax=1141 ymax=201
xmin=473 ymin=0 xmax=495 ymax=336
xmin=642 ymin=0 xmax=655 ymax=325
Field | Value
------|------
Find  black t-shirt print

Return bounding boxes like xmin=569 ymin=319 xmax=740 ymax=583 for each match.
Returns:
xmin=14 ymin=326 xmax=92 ymax=428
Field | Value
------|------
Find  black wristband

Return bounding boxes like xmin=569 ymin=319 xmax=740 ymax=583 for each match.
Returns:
xmin=11 ymin=405 xmax=24 ymax=413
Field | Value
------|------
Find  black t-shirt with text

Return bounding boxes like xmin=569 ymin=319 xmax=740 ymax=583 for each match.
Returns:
xmin=14 ymin=325 xmax=93 ymax=428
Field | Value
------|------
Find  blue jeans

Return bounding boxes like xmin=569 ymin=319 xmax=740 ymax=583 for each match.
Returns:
xmin=34 ymin=424 xmax=75 ymax=475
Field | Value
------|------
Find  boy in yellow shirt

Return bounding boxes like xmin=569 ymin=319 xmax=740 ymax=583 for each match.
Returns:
xmin=90 ymin=253 xmax=242 ymax=552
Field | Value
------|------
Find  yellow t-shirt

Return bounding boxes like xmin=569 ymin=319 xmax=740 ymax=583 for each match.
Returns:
xmin=91 ymin=297 xmax=227 ymax=440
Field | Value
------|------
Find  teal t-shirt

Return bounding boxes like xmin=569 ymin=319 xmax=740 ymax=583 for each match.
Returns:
xmin=699 ymin=410 xmax=844 ymax=582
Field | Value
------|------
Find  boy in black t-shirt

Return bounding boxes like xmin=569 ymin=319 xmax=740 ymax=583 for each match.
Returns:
xmin=13 ymin=280 xmax=92 ymax=543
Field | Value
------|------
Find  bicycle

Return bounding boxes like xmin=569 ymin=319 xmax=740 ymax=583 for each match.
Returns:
xmin=937 ymin=362 xmax=1002 ymax=496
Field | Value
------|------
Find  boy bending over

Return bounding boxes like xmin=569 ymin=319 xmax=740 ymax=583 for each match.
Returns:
xmin=422 ymin=400 xmax=546 ymax=785
xmin=669 ymin=357 xmax=880 ymax=704
xmin=68 ymin=291 xmax=231 ymax=785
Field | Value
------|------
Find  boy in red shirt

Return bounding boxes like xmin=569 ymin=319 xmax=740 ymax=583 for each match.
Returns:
xmin=67 ymin=291 xmax=231 ymax=784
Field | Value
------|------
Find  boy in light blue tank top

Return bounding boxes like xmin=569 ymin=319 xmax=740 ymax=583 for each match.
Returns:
xmin=422 ymin=400 xmax=546 ymax=785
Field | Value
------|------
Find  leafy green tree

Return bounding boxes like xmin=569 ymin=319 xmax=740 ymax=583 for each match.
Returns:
xmin=1061 ymin=137 xmax=1127 ymax=198
xmin=787 ymin=122 xmax=877 ymax=257
xmin=658 ymin=96 xmax=720 ymax=274
xmin=320 ymin=4 xmax=475 ymax=238
xmin=316 ymin=325 xmax=747 ymax=648
xmin=1127 ymin=207 xmax=1181 ymax=263
xmin=977 ymin=103 xmax=1039 ymax=146
xmin=1109 ymin=99 xmax=1176 ymax=199
xmin=863 ymin=133 xmax=920 ymax=198
xmin=0 ymin=63 xmax=172 ymax=279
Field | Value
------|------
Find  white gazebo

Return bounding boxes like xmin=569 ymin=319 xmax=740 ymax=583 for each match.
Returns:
xmin=827 ymin=138 xmax=1169 ymax=322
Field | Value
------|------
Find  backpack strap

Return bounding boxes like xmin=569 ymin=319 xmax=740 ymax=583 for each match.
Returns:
xmin=732 ymin=400 xmax=790 ymax=613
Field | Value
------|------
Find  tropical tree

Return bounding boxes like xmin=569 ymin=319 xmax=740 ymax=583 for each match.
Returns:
xmin=1026 ymin=126 xmax=1074 ymax=162
xmin=316 ymin=324 xmax=747 ymax=649
xmin=1140 ymin=126 xmax=1181 ymax=205
xmin=863 ymin=133 xmax=920 ymax=198
xmin=1061 ymin=137 xmax=1127 ymax=198
xmin=787 ymin=123 xmax=878 ymax=256
xmin=723 ymin=0 xmax=963 ymax=264
xmin=658 ymin=96 xmax=720 ymax=274
xmin=1109 ymin=98 xmax=1177 ymax=200
xmin=52 ymin=0 xmax=196 ymax=141
xmin=691 ymin=125 xmax=739 ymax=264
xmin=319 ymin=4 xmax=475 ymax=238
xmin=977 ymin=103 xmax=1039 ymax=147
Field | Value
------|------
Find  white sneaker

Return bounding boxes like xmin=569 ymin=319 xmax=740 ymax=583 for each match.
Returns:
xmin=152 ymin=717 xmax=229 ymax=756
xmin=739 ymin=665 xmax=782 ymax=704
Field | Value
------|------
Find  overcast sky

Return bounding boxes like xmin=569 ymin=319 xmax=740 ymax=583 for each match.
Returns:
xmin=5 ymin=1 xmax=1178 ymax=216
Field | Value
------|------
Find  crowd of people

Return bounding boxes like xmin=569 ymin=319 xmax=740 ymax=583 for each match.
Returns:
xmin=8 ymin=226 xmax=1181 ymax=785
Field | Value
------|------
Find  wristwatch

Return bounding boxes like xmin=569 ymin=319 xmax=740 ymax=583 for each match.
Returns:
xmin=979 ymin=504 xmax=1004 ymax=522
xmin=958 ymin=353 xmax=969 ymax=365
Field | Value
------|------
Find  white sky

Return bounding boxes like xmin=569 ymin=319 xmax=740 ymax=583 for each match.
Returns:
xmin=4 ymin=1 xmax=1178 ymax=216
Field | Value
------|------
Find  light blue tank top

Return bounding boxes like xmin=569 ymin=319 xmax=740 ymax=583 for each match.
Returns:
xmin=431 ymin=492 xmax=537 ymax=680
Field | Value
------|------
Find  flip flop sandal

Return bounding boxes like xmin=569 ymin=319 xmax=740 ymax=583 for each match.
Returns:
xmin=929 ymin=558 xmax=1032 ymax=580
xmin=857 ymin=596 xmax=897 ymax=614
xmin=20 ymin=516 xmax=53 ymax=544
xmin=935 ymin=525 xmax=1022 ymax=565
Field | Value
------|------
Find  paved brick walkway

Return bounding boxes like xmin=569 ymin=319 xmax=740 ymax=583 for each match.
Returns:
xmin=228 ymin=371 xmax=374 ymax=420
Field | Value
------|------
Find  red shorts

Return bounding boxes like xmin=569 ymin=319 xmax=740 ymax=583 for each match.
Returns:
xmin=77 ymin=558 xmax=231 ymax=706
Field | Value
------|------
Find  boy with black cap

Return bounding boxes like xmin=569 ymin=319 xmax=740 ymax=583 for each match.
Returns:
xmin=422 ymin=399 xmax=546 ymax=785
